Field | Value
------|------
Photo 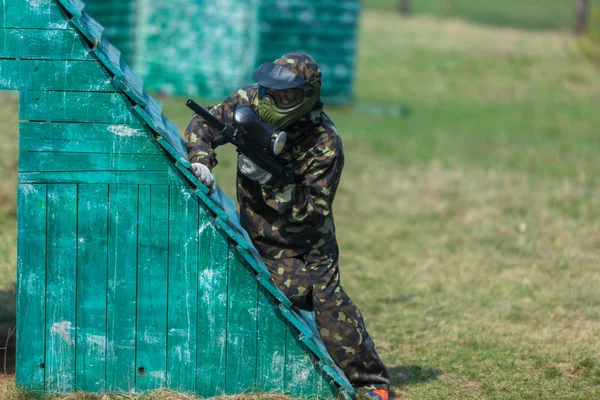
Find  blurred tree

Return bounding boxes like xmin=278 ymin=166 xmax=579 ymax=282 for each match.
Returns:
xmin=577 ymin=5 xmax=600 ymax=69
xmin=397 ymin=0 xmax=410 ymax=14
xmin=574 ymin=0 xmax=591 ymax=35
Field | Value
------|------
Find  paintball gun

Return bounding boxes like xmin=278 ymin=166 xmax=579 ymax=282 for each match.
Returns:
xmin=186 ymin=99 xmax=296 ymax=185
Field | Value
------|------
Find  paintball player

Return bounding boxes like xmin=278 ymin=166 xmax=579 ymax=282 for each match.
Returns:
xmin=184 ymin=52 xmax=391 ymax=400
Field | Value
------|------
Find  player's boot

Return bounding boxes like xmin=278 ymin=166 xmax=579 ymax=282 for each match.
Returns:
xmin=365 ymin=389 xmax=389 ymax=400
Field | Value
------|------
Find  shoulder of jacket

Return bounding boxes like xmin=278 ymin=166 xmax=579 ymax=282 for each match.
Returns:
xmin=315 ymin=113 xmax=342 ymax=153
xmin=236 ymin=84 xmax=258 ymax=103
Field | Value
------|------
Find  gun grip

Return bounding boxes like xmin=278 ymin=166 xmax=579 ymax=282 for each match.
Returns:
xmin=212 ymin=135 xmax=230 ymax=148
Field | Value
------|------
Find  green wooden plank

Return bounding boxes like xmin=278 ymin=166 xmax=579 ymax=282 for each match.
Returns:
xmin=297 ymin=322 xmax=353 ymax=394
xmin=93 ymin=36 xmax=123 ymax=78
xmin=195 ymin=190 xmax=227 ymax=220
xmin=312 ymin=363 xmax=339 ymax=400
xmin=136 ymin=185 xmax=169 ymax=391
xmin=216 ymin=218 xmax=250 ymax=250
xmin=132 ymin=96 xmax=170 ymax=141
xmin=75 ymin=184 xmax=108 ymax=391
xmin=340 ymin=389 xmax=355 ymax=400
xmin=0 ymin=60 xmax=116 ymax=91
xmin=55 ymin=0 xmax=85 ymax=18
xmin=257 ymin=275 xmax=292 ymax=308
xmin=106 ymin=184 xmax=138 ymax=392
xmin=158 ymin=140 xmax=190 ymax=169
xmin=173 ymin=163 xmax=207 ymax=192
xmin=19 ymin=122 xmax=163 ymax=154
xmin=69 ymin=12 xmax=104 ymax=44
xmin=0 ymin=1 xmax=71 ymax=29
xmin=45 ymin=184 xmax=77 ymax=391
xmin=256 ymin=284 xmax=286 ymax=393
xmin=0 ymin=29 xmax=93 ymax=60
xmin=113 ymin=62 xmax=146 ymax=107
xmin=299 ymin=335 xmax=335 ymax=368
xmin=322 ymin=364 xmax=355 ymax=394
xmin=18 ymin=168 xmax=185 ymax=185
xmin=285 ymin=329 xmax=330 ymax=399
xmin=142 ymin=93 xmax=165 ymax=130
xmin=196 ymin=206 xmax=228 ymax=397
xmin=15 ymin=184 xmax=47 ymax=390
xmin=167 ymin=186 xmax=198 ymax=391
xmin=210 ymin=187 xmax=238 ymax=220
xmin=160 ymin=116 xmax=188 ymax=160
xmin=225 ymin=246 xmax=258 ymax=394
xmin=237 ymin=246 xmax=270 ymax=279
xmin=157 ymin=137 xmax=191 ymax=168
xmin=19 ymin=152 xmax=172 ymax=172
xmin=278 ymin=305 xmax=314 ymax=338
xmin=21 ymin=137 xmax=161 ymax=155
xmin=19 ymin=91 xmax=137 ymax=124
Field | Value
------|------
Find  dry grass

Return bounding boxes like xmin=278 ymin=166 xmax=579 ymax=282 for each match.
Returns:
xmin=0 ymin=379 xmax=293 ymax=400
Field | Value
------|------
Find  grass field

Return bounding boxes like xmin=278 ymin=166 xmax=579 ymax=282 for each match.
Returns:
xmin=2 ymin=7 xmax=600 ymax=400
xmin=362 ymin=0 xmax=579 ymax=31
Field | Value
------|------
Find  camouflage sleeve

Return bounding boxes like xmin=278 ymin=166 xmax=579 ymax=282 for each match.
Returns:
xmin=184 ymin=85 xmax=257 ymax=170
xmin=261 ymin=143 xmax=342 ymax=223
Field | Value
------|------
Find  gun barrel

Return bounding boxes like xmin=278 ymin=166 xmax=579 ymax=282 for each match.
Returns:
xmin=185 ymin=98 xmax=297 ymax=185
xmin=186 ymin=99 xmax=226 ymax=132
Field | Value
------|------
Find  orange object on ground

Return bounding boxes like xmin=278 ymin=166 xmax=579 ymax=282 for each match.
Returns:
xmin=367 ymin=389 xmax=389 ymax=400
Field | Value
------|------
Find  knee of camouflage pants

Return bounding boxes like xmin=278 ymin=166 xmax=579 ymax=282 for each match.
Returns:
xmin=262 ymin=256 xmax=313 ymax=311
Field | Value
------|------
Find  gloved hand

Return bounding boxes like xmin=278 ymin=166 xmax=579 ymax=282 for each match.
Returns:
xmin=237 ymin=154 xmax=272 ymax=184
xmin=190 ymin=163 xmax=216 ymax=194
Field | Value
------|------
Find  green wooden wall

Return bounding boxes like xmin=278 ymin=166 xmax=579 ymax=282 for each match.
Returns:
xmin=85 ymin=0 xmax=261 ymax=98
xmin=2 ymin=0 xmax=354 ymax=398
xmin=17 ymin=183 xmax=339 ymax=396
xmin=256 ymin=0 xmax=360 ymax=104
xmin=80 ymin=0 xmax=359 ymax=103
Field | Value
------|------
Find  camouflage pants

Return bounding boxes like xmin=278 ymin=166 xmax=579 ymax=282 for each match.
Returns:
xmin=262 ymin=242 xmax=391 ymax=390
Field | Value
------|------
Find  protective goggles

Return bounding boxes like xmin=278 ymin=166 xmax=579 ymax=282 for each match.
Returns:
xmin=258 ymin=85 xmax=305 ymax=109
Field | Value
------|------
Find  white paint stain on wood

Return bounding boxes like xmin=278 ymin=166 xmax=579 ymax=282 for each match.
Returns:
xmin=26 ymin=273 xmax=39 ymax=295
xmin=149 ymin=371 xmax=165 ymax=379
xmin=86 ymin=334 xmax=106 ymax=352
xmin=180 ymin=187 xmax=193 ymax=200
xmin=26 ymin=0 xmax=43 ymax=8
xmin=271 ymin=351 xmax=284 ymax=371
xmin=51 ymin=321 xmax=74 ymax=345
xmin=199 ymin=269 xmax=215 ymax=284
xmin=108 ymin=125 xmax=142 ymax=137
xmin=297 ymin=368 xmax=310 ymax=383
xmin=142 ymin=332 xmax=160 ymax=344
xmin=197 ymin=220 xmax=211 ymax=235
xmin=19 ymin=184 xmax=36 ymax=195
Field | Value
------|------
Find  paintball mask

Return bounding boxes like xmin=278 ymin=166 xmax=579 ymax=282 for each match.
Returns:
xmin=252 ymin=52 xmax=322 ymax=130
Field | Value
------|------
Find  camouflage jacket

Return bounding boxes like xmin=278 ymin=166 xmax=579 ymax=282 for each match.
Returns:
xmin=184 ymin=84 xmax=344 ymax=260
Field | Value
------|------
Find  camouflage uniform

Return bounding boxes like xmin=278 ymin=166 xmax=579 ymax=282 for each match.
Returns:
xmin=184 ymin=57 xmax=390 ymax=391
